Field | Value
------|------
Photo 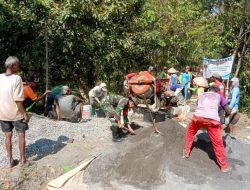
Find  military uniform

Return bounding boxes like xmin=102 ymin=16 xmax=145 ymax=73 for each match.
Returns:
xmin=101 ymin=95 xmax=129 ymax=141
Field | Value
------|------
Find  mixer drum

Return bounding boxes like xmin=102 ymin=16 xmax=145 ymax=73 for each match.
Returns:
xmin=130 ymin=71 xmax=155 ymax=99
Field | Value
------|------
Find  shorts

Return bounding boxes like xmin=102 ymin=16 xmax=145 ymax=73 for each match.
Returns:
xmin=0 ymin=120 xmax=29 ymax=133
xmin=62 ymin=104 xmax=82 ymax=123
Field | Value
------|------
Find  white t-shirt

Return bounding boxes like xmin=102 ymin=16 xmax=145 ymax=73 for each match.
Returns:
xmin=0 ymin=74 xmax=24 ymax=121
xmin=89 ymin=86 xmax=107 ymax=99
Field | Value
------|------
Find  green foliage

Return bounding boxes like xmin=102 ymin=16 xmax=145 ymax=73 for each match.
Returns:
xmin=0 ymin=0 xmax=249 ymax=115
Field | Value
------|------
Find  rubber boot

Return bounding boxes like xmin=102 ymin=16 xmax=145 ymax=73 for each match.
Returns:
xmin=112 ymin=125 xmax=123 ymax=142
xmin=118 ymin=128 xmax=128 ymax=138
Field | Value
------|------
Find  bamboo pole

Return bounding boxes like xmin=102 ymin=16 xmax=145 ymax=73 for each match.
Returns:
xmin=45 ymin=18 xmax=49 ymax=90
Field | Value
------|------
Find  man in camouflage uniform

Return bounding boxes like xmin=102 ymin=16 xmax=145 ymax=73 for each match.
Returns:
xmin=101 ymin=95 xmax=138 ymax=142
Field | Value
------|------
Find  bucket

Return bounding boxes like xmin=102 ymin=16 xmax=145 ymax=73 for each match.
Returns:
xmin=96 ymin=109 xmax=106 ymax=118
xmin=82 ymin=105 xmax=91 ymax=121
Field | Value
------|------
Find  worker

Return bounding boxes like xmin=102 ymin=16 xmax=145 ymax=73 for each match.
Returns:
xmin=183 ymin=85 xmax=232 ymax=172
xmin=54 ymin=86 xmax=84 ymax=122
xmin=225 ymin=77 xmax=240 ymax=135
xmin=210 ymin=73 xmax=225 ymax=97
xmin=168 ymin=67 xmax=183 ymax=96
xmin=23 ymin=76 xmax=51 ymax=109
xmin=100 ymin=95 xmax=138 ymax=142
xmin=89 ymin=83 xmax=108 ymax=116
xmin=147 ymin=66 xmax=154 ymax=76
xmin=123 ymin=72 xmax=136 ymax=97
xmin=180 ymin=66 xmax=191 ymax=100
xmin=210 ymin=73 xmax=226 ymax=123
xmin=159 ymin=66 xmax=168 ymax=79
xmin=190 ymin=77 xmax=207 ymax=98
xmin=44 ymin=85 xmax=64 ymax=116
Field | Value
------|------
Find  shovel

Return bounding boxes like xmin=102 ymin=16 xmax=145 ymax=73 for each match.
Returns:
xmin=25 ymin=102 xmax=36 ymax=112
xmin=144 ymin=96 xmax=162 ymax=135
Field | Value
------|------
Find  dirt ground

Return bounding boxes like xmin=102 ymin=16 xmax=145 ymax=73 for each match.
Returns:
xmin=0 ymin=112 xmax=250 ymax=190
xmin=83 ymin=119 xmax=250 ymax=190
xmin=0 ymin=134 xmax=112 ymax=190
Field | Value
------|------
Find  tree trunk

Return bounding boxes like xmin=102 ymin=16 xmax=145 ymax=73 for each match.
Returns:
xmin=235 ymin=33 xmax=250 ymax=77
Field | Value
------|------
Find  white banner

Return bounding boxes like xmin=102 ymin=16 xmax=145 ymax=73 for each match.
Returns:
xmin=203 ymin=55 xmax=234 ymax=79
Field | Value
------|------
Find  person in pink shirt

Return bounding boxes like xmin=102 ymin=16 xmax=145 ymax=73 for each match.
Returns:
xmin=183 ymin=85 xmax=232 ymax=172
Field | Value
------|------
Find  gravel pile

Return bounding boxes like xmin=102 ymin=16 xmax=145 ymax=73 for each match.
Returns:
xmin=0 ymin=113 xmax=111 ymax=168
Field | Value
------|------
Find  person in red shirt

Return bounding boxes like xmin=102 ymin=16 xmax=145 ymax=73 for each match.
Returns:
xmin=210 ymin=73 xmax=225 ymax=97
xmin=210 ymin=73 xmax=226 ymax=123
xmin=23 ymin=76 xmax=51 ymax=109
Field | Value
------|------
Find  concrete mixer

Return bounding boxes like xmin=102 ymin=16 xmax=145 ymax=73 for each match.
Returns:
xmin=128 ymin=71 xmax=183 ymax=112
xmin=127 ymin=71 xmax=186 ymax=134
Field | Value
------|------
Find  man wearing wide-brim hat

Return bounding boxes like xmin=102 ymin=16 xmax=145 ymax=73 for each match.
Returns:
xmin=168 ymin=67 xmax=178 ymax=74
xmin=168 ymin=68 xmax=182 ymax=96
xmin=192 ymin=77 xmax=208 ymax=98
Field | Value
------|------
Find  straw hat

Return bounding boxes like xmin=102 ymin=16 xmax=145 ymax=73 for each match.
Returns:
xmin=168 ymin=68 xmax=178 ymax=74
xmin=193 ymin=77 xmax=208 ymax=88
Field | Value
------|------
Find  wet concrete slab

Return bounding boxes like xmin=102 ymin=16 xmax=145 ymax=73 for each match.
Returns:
xmin=83 ymin=119 xmax=250 ymax=190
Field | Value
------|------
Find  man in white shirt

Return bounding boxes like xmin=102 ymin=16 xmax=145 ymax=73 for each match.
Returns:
xmin=0 ymin=56 xmax=29 ymax=168
xmin=89 ymin=83 xmax=107 ymax=115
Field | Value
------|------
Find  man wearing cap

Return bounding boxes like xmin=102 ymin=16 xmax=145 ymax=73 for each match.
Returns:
xmin=210 ymin=73 xmax=225 ymax=97
xmin=54 ymin=86 xmax=84 ymax=122
xmin=89 ymin=83 xmax=108 ymax=115
xmin=23 ymin=76 xmax=51 ymax=109
xmin=147 ymin=66 xmax=154 ymax=75
xmin=0 ymin=56 xmax=29 ymax=167
xmin=100 ymin=95 xmax=138 ymax=142
xmin=183 ymin=83 xmax=232 ymax=172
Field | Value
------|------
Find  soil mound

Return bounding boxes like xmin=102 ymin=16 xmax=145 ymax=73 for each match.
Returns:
xmin=83 ymin=119 xmax=250 ymax=190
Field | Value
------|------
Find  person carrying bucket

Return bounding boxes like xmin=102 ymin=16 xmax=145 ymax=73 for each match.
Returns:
xmin=100 ymin=95 xmax=138 ymax=142
xmin=88 ymin=83 xmax=108 ymax=116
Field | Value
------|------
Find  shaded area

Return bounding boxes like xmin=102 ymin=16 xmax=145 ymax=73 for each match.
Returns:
xmin=26 ymin=136 xmax=69 ymax=161
xmin=83 ymin=120 xmax=250 ymax=190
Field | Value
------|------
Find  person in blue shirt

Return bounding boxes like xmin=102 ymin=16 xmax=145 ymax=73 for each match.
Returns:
xmin=168 ymin=67 xmax=183 ymax=95
xmin=225 ymin=77 xmax=240 ymax=135
xmin=180 ymin=67 xmax=191 ymax=100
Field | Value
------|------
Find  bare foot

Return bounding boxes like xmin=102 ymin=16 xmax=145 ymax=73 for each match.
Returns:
xmin=19 ymin=159 xmax=27 ymax=167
